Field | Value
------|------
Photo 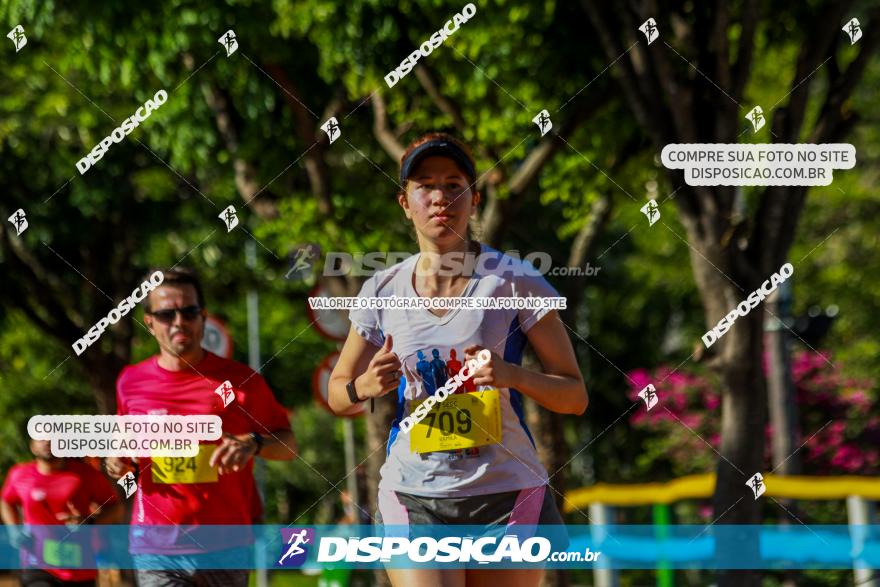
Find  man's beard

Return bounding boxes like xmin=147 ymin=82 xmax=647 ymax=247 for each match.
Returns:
xmin=165 ymin=329 xmax=202 ymax=357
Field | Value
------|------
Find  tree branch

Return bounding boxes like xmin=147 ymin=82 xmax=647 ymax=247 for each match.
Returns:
xmin=731 ymin=0 xmax=759 ymax=100
xmin=202 ymin=84 xmax=280 ymax=220
xmin=371 ymin=90 xmax=406 ymax=163
xmin=413 ymin=64 xmax=467 ymax=132
xmin=263 ymin=63 xmax=334 ymax=215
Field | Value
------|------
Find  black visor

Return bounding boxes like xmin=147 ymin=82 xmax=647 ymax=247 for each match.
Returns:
xmin=399 ymin=139 xmax=476 ymax=186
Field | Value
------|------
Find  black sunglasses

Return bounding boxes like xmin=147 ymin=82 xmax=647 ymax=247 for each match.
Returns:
xmin=146 ymin=305 xmax=202 ymax=323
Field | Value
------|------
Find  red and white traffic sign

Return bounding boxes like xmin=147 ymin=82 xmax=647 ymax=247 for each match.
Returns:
xmin=312 ymin=351 xmax=365 ymax=417
xmin=202 ymin=315 xmax=233 ymax=358
xmin=306 ymin=283 xmax=350 ymax=342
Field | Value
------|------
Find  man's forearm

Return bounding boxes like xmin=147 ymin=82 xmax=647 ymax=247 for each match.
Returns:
xmin=256 ymin=428 xmax=297 ymax=460
xmin=0 ymin=501 xmax=21 ymax=526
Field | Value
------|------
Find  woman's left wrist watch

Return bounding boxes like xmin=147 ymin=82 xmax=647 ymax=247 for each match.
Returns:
xmin=249 ymin=432 xmax=264 ymax=455
xmin=346 ymin=379 xmax=365 ymax=405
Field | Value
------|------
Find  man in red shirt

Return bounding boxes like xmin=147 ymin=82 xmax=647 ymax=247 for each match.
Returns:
xmin=1 ymin=439 xmax=122 ymax=586
xmin=104 ymin=268 xmax=296 ymax=587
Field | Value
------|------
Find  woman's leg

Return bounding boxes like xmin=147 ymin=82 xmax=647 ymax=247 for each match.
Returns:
xmin=386 ymin=567 xmax=467 ymax=587
xmin=465 ymin=568 xmax=544 ymax=587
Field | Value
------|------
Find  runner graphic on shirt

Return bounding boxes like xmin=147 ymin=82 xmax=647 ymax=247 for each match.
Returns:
xmin=429 ymin=349 xmax=448 ymax=391
xmin=400 ymin=346 xmax=484 ymax=459
xmin=446 ymin=349 xmax=474 ymax=394
xmin=415 ymin=350 xmax=436 ymax=395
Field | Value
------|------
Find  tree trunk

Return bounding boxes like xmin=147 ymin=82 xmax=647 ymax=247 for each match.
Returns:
xmin=690 ymin=244 xmax=766 ymax=587
xmin=366 ymin=392 xmax=396 ymax=587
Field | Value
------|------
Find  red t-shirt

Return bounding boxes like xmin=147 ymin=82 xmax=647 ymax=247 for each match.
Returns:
xmin=116 ymin=352 xmax=290 ymax=553
xmin=1 ymin=460 xmax=117 ymax=581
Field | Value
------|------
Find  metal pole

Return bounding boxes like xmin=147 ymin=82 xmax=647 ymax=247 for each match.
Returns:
xmin=653 ymin=503 xmax=674 ymax=587
xmin=847 ymin=495 xmax=877 ymax=587
xmin=343 ymin=418 xmax=360 ymax=521
xmin=246 ymin=239 xmax=268 ymax=587
xmin=590 ymin=503 xmax=618 ymax=587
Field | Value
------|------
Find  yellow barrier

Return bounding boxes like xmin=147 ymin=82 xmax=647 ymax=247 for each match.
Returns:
xmin=564 ymin=474 xmax=880 ymax=512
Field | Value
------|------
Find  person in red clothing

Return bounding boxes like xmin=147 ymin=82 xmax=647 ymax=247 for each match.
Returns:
xmin=1 ymin=439 xmax=122 ymax=587
xmin=103 ymin=268 xmax=296 ymax=587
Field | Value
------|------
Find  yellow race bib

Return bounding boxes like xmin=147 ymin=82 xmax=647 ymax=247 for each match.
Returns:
xmin=410 ymin=389 xmax=502 ymax=454
xmin=151 ymin=444 xmax=218 ymax=484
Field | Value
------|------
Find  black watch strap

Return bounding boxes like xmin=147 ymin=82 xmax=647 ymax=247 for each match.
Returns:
xmin=346 ymin=379 xmax=365 ymax=405
xmin=249 ymin=432 xmax=264 ymax=455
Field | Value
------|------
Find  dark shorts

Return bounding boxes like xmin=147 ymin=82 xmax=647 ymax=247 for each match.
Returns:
xmin=377 ymin=484 xmax=565 ymax=526
xmin=19 ymin=570 xmax=95 ymax=587
xmin=132 ymin=552 xmax=249 ymax=587
xmin=134 ymin=568 xmax=248 ymax=587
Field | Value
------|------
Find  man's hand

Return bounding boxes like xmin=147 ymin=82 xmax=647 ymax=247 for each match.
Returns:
xmin=208 ymin=433 xmax=258 ymax=475
xmin=104 ymin=456 xmax=137 ymax=480
xmin=55 ymin=501 xmax=84 ymax=526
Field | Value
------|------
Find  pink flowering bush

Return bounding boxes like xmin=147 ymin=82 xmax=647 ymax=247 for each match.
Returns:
xmin=627 ymin=350 xmax=879 ymax=477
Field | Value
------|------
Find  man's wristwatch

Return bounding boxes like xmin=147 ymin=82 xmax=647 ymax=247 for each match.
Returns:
xmin=346 ymin=379 xmax=365 ymax=405
xmin=249 ymin=432 xmax=264 ymax=455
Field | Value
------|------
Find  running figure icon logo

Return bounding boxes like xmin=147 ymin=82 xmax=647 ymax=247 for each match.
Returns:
xmin=638 ymin=384 xmax=659 ymax=411
xmin=842 ymin=18 xmax=862 ymax=45
xmin=321 ymin=117 xmax=341 ymax=144
xmin=746 ymin=105 xmax=765 ymax=133
xmin=532 ymin=110 xmax=552 ymax=137
xmin=747 ymin=472 xmax=766 ymax=500
xmin=219 ymin=205 xmax=239 ymax=232
xmin=7 ymin=25 xmax=26 ymax=52
xmin=277 ymin=528 xmax=313 ymax=567
xmin=215 ymin=380 xmax=235 ymax=408
xmin=285 ymin=243 xmax=320 ymax=281
xmin=640 ymin=199 xmax=660 ymax=226
xmin=218 ymin=29 xmax=238 ymax=56
xmin=118 ymin=472 xmax=138 ymax=499
xmin=639 ymin=18 xmax=659 ymax=45
xmin=8 ymin=209 xmax=28 ymax=236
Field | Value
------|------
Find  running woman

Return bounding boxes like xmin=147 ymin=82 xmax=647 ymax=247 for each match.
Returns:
xmin=1 ymin=439 xmax=122 ymax=587
xmin=104 ymin=268 xmax=296 ymax=587
xmin=328 ymin=133 xmax=588 ymax=587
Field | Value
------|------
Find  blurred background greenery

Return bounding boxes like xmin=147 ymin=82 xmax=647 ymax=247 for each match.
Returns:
xmin=1 ymin=1 xmax=877 ymax=585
